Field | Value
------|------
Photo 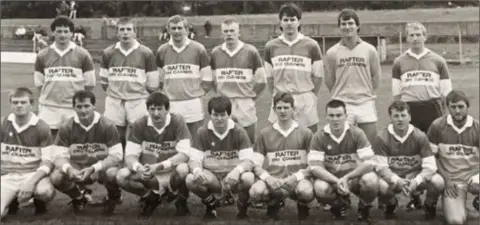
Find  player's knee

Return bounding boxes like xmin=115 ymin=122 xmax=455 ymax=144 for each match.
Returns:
xmin=295 ymin=180 xmax=314 ymax=202
xmin=444 ymin=214 xmax=467 ymax=225
xmin=429 ymin=173 xmax=445 ymax=192
xmin=34 ymin=180 xmax=56 ymax=202
xmin=359 ymin=172 xmax=379 ymax=191
xmin=239 ymin=172 xmax=255 ymax=188
xmin=249 ymin=181 xmax=267 ymax=201
xmin=104 ymin=167 xmax=119 ymax=184
xmin=185 ymin=174 xmax=199 ymax=190
xmin=377 ymin=178 xmax=391 ymax=196
xmin=175 ymin=163 xmax=190 ymax=179
xmin=116 ymin=168 xmax=132 ymax=187
xmin=313 ymin=179 xmax=331 ymax=198
xmin=50 ymin=168 xmax=68 ymax=188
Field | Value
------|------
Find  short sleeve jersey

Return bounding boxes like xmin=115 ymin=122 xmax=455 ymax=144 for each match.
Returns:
xmin=55 ymin=112 xmax=121 ymax=167
xmin=428 ymin=115 xmax=480 ymax=182
xmin=1 ymin=114 xmax=53 ymax=174
xmin=156 ymin=40 xmax=210 ymax=101
xmin=100 ymin=42 xmax=157 ymax=100
xmin=210 ymin=42 xmax=264 ymax=98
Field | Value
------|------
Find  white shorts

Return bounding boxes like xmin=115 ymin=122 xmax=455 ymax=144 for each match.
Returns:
xmin=345 ymin=100 xmax=378 ymax=124
xmin=104 ymin=96 xmax=148 ymax=127
xmin=231 ymin=98 xmax=257 ymax=127
xmin=38 ymin=105 xmax=76 ymax=129
xmin=1 ymin=172 xmax=36 ymax=193
xmin=170 ymin=98 xmax=204 ymax=123
xmin=268 ymin=91 xmax=319 ymax=127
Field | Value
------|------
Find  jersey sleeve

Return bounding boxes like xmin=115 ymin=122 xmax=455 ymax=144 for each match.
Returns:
xmin=263 ymin=44 xmax=273 ymax=78
xmin=369 ymin=46 xmax=381 ymax=80
xmin=34 ymin=54 xmax=45 ymax=87
xmin=310 ymin=42 xmax=324 ymax=78
xmin=125 ymin=121 xmax=143 ymax=157
xmin=174 ymin=117 xmax=192 ymax=156
xmin=198 ymin=44 xmax=213 ymax=82
xmin=308 ymin=132 xmax=326 ymax=166
xmin=437 ymin=56 xmax=452 ymax=97
xmin=391 ymin=58 xmax=402 ymax=97
xmin=237 ymin=127 xmax=254 ymax=161
xmin=104 ymin=123 xmax=123 ymax=160
xmin=82 ymin=50 xmax=96 ymax=87
xmin=426 ymin=121 xmax=440 ymax=154
xmin=210 ymin=50 xmax=217 ymax=70
xmin=145 ymin=49 xmax=160 ymax=90
xmin=251 ymin=47 xmax=267 ymax=84
xmin=38 ymin=124 xmax=54 ymax=162
xmin=418 ymin=132 xmax=435 ymax=158
xmin=252 ymin=133 xmax=266 ymax=166
xmin=53 ymin=124 xmax=71 ymax=159
xmin=373 ymin=135 xmax=400 ymax=184
xmin=190 ymin=127 xmax=206 ymax=161
xmin=99 ymin=50 xmax=109 ymax=85
xmin=155 ymin=47 xmax=165 ymax=69
xmin=355 ymin=129 xmax=374 ymax=160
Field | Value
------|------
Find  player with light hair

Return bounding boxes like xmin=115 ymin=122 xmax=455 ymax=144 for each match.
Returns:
xmin=186 ymin=96 xmax=255 ymax=219
xmin=309 ymin=99 xmax=379 ymax=222
xmin=156 ymin=15 xmax=213 ymax=140
xmin=427 ymin=90 xmax=479 ymax=225
xmin=34 ymin=16 xmax=95 ymax=137
xmin=324 ymin=9 xmax=381 ymax=146
xmin=210 ymin=19 xmax=266 ymax=142
xmin=50 ymin=90 xmax=123 ymax=215
xmin=264 ymin=3 xmax=323 ymax=133
xmin=375 ymin=100 xmax=444 ymax=220
xmin=99 ymin=17 xmax=159 ymax=151
xmin=249 ymin=92 xmax=314 ymax=221
xmin=1 ymin=88 xmax=55 ymax=219
xmin=116 ymin=92 xmax=191 ymax=217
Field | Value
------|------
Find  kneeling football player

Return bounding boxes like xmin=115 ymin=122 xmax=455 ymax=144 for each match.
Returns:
xmin=50 ymin=90 xmax=123 ymax=215
xmin=1 ymin=88 xmax=55 ymax=219
xmin=249 ymin=92 xmax=314 ymax=221
xmin=374 ymin=100 xmax=443 ymax=220
xmin=309 ymin=99 xmax=379 ymax=222
xmin=116 ymin=92 xmax=191 ymax=217
xmin=186 ymin=96 xmax=256 ymax=219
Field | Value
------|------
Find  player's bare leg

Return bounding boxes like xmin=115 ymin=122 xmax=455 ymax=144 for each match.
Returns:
xmin=243 ymin=124 xmax=256 ymax=144
xmin=1 ymin=182 xmax=20 ymax=220
xmin=290 ymin=179 xmax=315 ymax=220
xmin=422 ymin=174 xmax=444 ymax=220
xmin=50 ymin=168 xmax=93 ymax=213
xmin=187 ymin=120 xmax=204 ymax=141
xmin=249 ymin=180 xmax=286 ymax=220
xmin=169 ymin=163 xmax=191 ymax=216
xmin=314 ymin=180 xmax=351 ymax=220
xmin=31 ymin=177 xmax=56 ymax=215
xmin=351 ymin=172 xmax=379 ymax=222
xmin=357 ymin=122 xmax=377 ymax=147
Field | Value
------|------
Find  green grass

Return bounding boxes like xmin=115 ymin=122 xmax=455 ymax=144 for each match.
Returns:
xmin=1 ymin=62 xmax=479 ymax=224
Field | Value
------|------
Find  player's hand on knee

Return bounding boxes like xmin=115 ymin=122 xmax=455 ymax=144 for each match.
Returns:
xmin=265 ymin=176 xmax=283 ymax=191
xmin=18 ymin=180 xmax=35 ymax=203
xmin=281 ymin=175 xmax=298 ymax=193
xmin=405 ymin=179 xmax=419 ymax=194
xmin=224 ymin=170 xmax=240 ymax=187
xmin=336 ymin=177 xmax=350 ymax=195
xmin=193 ymin=168 xmax=208 ymax=185
xmin=67 ymin=167 xmax=82 ymax=181
xmin=140 ymin=164 xmax=154 ymax=180
xmin=77 ymin=166 xmax=95 ymax=182
xmin=444 ymin=182 xmax=459 ymax=198
xmin=397 ymin=178 xmax=411 ymax=196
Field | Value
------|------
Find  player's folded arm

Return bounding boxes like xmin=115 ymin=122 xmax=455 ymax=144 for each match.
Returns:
xmin=372 ymin=136 xmax=400 ymax=184
xmin=99 ymin=51 xmax=110 ymax=88
xmin=124 ymin=141 xmax=143 ymax=172
xmin=414 ymin=134 xmax=438 ymax=185
xmin=154 ymin=139 xmax=191 ymax=172
xmin=308 ymin=150 xmax=339 ymax=183
xmin=188 ymin=146 xmax=205 ymax=173
xmin=92 ymin=143 xmax=123 ymax=172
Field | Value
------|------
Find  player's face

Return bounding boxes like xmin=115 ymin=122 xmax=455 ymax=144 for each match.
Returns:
xmin=448 ymin=101 xmax=469 ymax=122
xmin=326 ymin=107 xmax=347 ymax=131
xmin=10 ymin=96 xmax=32 ymax=117
xmin=148 ymin=105 xmax=168 ymax=125
xmin=211 ymin=110 xmax=229 ymax=130
xmin=407 ymin=28 xmax=426 ymax=49
xmin=221 ymin=23 xmax=240 ymax=45
xmin=169 ymin=22 xmax=187 ymax=42
xmin=390 ymin=108 xmax=411 ymax=131
xmin=53 ymin=26 xmax=73 ymax=44
xmin=74 ymin=98 xmax=95 ymax=121
xmin=339 ymin=18 xmax=358 ymax=38
xmin=117 ymin=23 xmax=136 ymax=43
xmin=280 ymin=15 xmax=300 ymax=35
xmin=274 ymin=101 xmax=294 ymax=121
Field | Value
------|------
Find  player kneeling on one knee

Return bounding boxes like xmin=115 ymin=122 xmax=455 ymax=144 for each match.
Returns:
xmin=50 ymin=91 xmax=123 ymax=215
xmin=116 ymin=92 xmax=191 ymax=217
xmin=185 ymin=96 xmax=256 ymax=219
xmin=1 ymin=88 xmax=56 ymax=220
xmin=249 ymin=92 xmax=315 ymax=221
xmin=310 ymin=99 xmax=379 ymax=222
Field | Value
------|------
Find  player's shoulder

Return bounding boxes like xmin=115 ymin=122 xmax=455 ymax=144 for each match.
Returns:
xmin=34 ymin=117 xmax=51 ymax=133
xmin=325 ymin=43 xmax=341 ymax=55
xmin=98 ymin=115 xmax=118 ymax=129
xmin=169 ymin=113 xmax=187 ymax=126
xmin=243 ymin=43 xmax=259 ymax=52
xmin=36 ymin=46 xmax=50 ymax=58
xmin=296 ymin=124 xmax=313 ymax=136
xmin=189 ymin=40 xmax=207 ymax=50
xmin=137 ymin=44 xmax=154 ymax=55
xmin=232 ymin=122 xmax=249 ymax=135
xmin=469 ymin=116 xmax=480 ymax=130
xmin=58 ymin=116 xmax=76 ymax=132
xmin=265 ymin=37 xmax=281 ymax=48
xmin=73 ymin=45 xmax=91 ymax=56
xmin=393 ymin=52 xmax=409 ymax=64
xmin=426 ymin=50 xmax=447 ymax=63
xmin=211 ymin=45 xmax=223 ymax=55
xmin=410 ymin=126 xmax=429 ymax=141
xmin=430 ymin=115 xmax=448 ymax=129
xmin=259 ymin=124 xmax=275 ymax=135
xmin=131 ymin=115 xmax=149 ymax=128
xmin=302 ymin=36 xmax=320 ymax=46
xmin=156 ymin=42 xmax=170 ymax=53
xmin=359 ymin=39 xmax=377 ymax=50
xmin=349 ymin=125 xmax=368 ymax=140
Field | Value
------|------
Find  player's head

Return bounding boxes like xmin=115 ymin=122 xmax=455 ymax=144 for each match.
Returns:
xmin=208 ymin=95 xmax=232 ymax=130
xmin=146 ymin=92 xmax=170 ymax=125
xmin=72 ymin=90 xmax=96 ymax=121
xmin=273 ymin=92 xmax=295 ymax=121
xmin=278 ymin=3 xmax=302 ymax=34
xmin=221 ymin=19 xmax=240 ymax=45
xmin=325 ymin=99 xmax=347 ymax=132
xmin=406 ymin=22 xmax=427 ymax=49
xmin=117 ymin=17 xmax=137 ymax=43
xmin=50 ymin=16 xmax=74 ymax=44
xmin=167 ymin=15 xmax=188 ymax=42
xmin=337 ymin=9 xmax=360 ymax=37
xmin=9 ymin=87 xmax=34 ymax=117
xmin=388 ymin=100 xmax=411 ymax=131
xmin=446 ymin=90 xmax=470 ymax=122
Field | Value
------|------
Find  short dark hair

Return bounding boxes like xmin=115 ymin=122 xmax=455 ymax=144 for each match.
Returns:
xmin=146 ymin=92 xmax=170 ymax=110
xmin=50 ymin=15 xmax=75 ymax=32
xmin=325 ymin=99 xmax=346 ymax=113
xmin=337 ymin=9 xmax=360 ymax=27
xmin=446 ymin=90 xmax=470 ymax=107
xmin=207 ymin=95 xmax=232 ymax=115
xmin=273 ymin=92 xmax=294 ymax=108
xmin=388 ymin=100 xmax=410 ymax=115
xmin=278 ymin=3 xmax=302 ymax=20
xmin=72 ymin=90 xmax=96 ymax=107
xmin=10 ymin=87 xmax=34 ymax=104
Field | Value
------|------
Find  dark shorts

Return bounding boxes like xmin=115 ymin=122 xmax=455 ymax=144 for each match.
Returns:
xmin=407 ymin=99 xmax=444 ymax=133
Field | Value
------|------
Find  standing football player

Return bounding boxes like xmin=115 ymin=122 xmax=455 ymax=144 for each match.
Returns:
xmin=210 ymin=19 xmax=266 ymax=143
xmin=264 ymin=3 xmax=323 ymax=133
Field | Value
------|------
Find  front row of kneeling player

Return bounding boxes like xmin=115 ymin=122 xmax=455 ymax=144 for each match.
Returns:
xmin=1 ymin=88 xmax=478 ymax=224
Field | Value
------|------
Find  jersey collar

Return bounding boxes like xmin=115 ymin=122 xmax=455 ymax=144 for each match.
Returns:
xmin=323 ymin=122 xmax=350 ymax=144
xmin=115 ymin=40 xmax=140 ymax=56
xmin=273 ymin=121 xmax=299 ymax=137
xmin=50 ymin=41 xmax=77 ymax=57
xmin=147 ymin=113 xmax=172 ymax=135
xmin=406 ymin=48 xmax=430 ymax=60
xmin=168 ymin=38 xmax=191 ymax=53
xmin=221 ymin=41 xmax=244 ymax=57
xmin=387 ymin=124 xmax=415 ymax=143
xmin=7 ymin=113 xmax=39 ymax=133
xmin=447 ymin=115 xmax=473 ymax=134
xmin=74 ymin=111 xmax=101 ymax=132
xmin=278 ymin=33 xmax=304 ymax=47
xmin=340 ymin=37 xmax=362 ymax=48
xmin=208 ymin=119 xmax=235 ymax=140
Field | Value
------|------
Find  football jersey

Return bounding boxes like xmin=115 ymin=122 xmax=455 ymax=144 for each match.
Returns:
xmin=309 ymin=123 xmax=374 ymax=177
xmin=190 ymin=119 xmax=253 ymax=174
xmin=211 ymin=42 xmax=265 ymax=98
xmin=34 ymin=42 xmax=95 ymax=108
xmin=324 ymin=39 xmax=381 ymax=105
xmin=100 ymin=41 xmax=159 ymax=100
xmin=126 ymin=113 xmax=191 ymax=172
xmin=392 ymin=49 xmax=452 ymax=102
xmin=428 ymin=115 xmax=480 ymax=182
xmin=253 ymin=122 xmax=312 ymax=179
xmin=156 ymin=39 xmax=211 ymax=101
xmin=54 ymin=112 xmax=122 ymax=167
xmin=264 ymin=33 xmax=323 ymax=94
xmin=1 ymin=113 xmax=53 ymax=174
